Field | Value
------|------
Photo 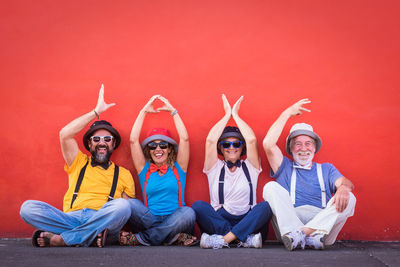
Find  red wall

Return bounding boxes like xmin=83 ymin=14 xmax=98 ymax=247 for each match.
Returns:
xmin=1 ymin=0 xmax=399 ymax=240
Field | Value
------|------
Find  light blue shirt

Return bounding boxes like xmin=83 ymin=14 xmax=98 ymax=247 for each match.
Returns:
xmin=271 ymin=156 xmax=342 ymax=208
xmin=139 ymin=161 xmax=186 ymax=216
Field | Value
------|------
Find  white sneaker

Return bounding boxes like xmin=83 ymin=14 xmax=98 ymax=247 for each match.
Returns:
xmin=237 ymin=233 xmax=262 ymax=248
xmin=306 ymin=233 xmax=326 ymax=250
xmin=200 ymin=233 xmax=229 ymax=249
xmin=282 ymin=230 xmax=306 ymax=251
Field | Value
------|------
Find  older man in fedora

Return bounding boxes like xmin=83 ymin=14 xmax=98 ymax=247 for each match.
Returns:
xmin=262 ymin=99 xmax=356 ymax=251
xmin=20 ymin=85 xmax=135 ymax=247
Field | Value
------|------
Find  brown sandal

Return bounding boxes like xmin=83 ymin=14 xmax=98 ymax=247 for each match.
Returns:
xmin=91 ymin=229 xmax=108 ymax=248
xmin=174 ymin=233 xmax=199 ymax=247
xmin=32 ymin=230 xmax=52 ymax=247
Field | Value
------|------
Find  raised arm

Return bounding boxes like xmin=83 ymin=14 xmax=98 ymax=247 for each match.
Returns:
xmin=59 ymin=84 xmax=115 ymax=166
xmin=333 ymin=177 xmax=354 ymax=212
xmin=204 ymin=94 xmax=231 ymax=171
xmin=263 ymin=98 xmax=311 ymax=173
xmin=157 ymin=96 xmax=190 ymax=172
xmin=231 ymin=96 xmax=260 ymax=169
xmin=130 ymin=95 xmax=160 ymax=173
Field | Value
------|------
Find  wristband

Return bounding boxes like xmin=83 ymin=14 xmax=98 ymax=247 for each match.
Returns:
xmin=171 ymin=109 xmax=178 ymax=116
xmin=93 ymin=109 xmax=100 ymax=119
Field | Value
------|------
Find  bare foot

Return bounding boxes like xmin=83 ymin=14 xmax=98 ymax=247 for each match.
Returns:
xmin=119 ymin=231 xmax=139 ymax=246
xmin=38 ymin=232 xmax=66 ymax=247
xmin=96 ymin=232 xmax=104 ymax=248
xmin=119 ymin=231 xmax=130 ymax=245
xmin=175 ymin=233 xmax=199 ymax=246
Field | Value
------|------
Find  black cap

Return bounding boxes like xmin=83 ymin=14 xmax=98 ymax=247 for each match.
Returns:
xmin=82 ymin=120 xmax=121 ymax=151
xmin=217 ymin=126 xmax=246 ymax=156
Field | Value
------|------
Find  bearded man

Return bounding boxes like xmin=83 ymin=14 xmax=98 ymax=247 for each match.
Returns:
xmin=20 ymin=85 xmax=135 ymax=247
xmin=262 ymin=99 xmax=356 ymax=251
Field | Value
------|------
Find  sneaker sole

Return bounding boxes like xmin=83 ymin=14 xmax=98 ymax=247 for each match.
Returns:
xmin=282 ymin=235 xmax=294 ymax=251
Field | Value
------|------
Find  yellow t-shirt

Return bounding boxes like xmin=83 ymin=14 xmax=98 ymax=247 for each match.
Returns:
xmin=63 ymin=150 xmax=135 ymax=212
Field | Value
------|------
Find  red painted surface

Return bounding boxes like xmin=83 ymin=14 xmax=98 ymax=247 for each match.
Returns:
xmin=1 ymin=0 xmax=399 ymax=240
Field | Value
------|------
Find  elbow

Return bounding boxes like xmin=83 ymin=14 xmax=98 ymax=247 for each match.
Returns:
xmin=245 ymin=136 xmax=257 ymax=147
xmin=206 ymin=138 xmax=217 ymax=149
xmin=263 ymin=139 xmax=274 ymax=152
xmin=130 ymin=138 xmax=140 ymax=146
xmin=59 ymin=127 xmax=68 ymax=141
xmin=180 ymin=135 xmax=189 ymax=143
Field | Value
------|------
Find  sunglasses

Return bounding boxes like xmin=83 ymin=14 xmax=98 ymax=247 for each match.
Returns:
xmin=220 ymin=141 xmax=243 ymax=149
xmin=148 ymin=141 xmax=169 ymax=150
xmin=90 ymin=136 xmax=114 ymax=143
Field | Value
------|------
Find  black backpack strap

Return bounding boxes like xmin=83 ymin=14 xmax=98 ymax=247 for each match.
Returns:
xmin=108 ymin=165 xmax=119 ymax=201
xmin=241 ymin=162 xmax=253 ymax=206
xmin=218 ymin=164 xmax=225 ymax=205
xmin=70 ymin=160 xmax=89 ymax=209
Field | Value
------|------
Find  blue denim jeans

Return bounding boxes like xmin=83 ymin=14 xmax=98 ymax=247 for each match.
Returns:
xmin=20 ymin=198 xmax=131 ymax=246
xmin=127 ymin=199 xmax=196 ymax=246
xmin=192 ymin=200 xmax=272 ymax=242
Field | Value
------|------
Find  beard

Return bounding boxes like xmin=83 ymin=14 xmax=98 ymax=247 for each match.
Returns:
xmin=90 ymin=144 xmax=113 ymax=164
xmin=293 ymin=151 xmax=314 ymax=167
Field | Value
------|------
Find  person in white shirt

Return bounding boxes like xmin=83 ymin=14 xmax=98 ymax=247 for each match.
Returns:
xmin=192 ymin=94 xmax=272 ymax=249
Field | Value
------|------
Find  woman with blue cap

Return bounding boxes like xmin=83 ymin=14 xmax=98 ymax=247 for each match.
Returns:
xmin=192 ymin=94 xmax=272 ymax=249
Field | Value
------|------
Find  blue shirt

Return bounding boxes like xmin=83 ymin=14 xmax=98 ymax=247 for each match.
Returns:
xmin=139 ymin=161 xmax=186 ymax=216
xmin=271 ymin=156 xmax=343 ymax=208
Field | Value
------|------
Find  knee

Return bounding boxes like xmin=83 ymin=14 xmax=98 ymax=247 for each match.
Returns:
xmin=108 ymin=198 xmax=131 ymax=217
xmin=20 ymin=200 xmax=39 ymax=219
xmin=256 ymin=201 xmax=272 ymax=212
xmin=191 ymin=200 xmax=208 ymax=213
xmin=254 ymin=201 xmax=273 ymax=219
xmin=262 ymin=181 xmax=280 ymax=201
xmin=349 ymin=192 xmax=356 ymax=208
xmin=179 ymin=206 xmax=196 ymax=223
xmin=128 ymin=198 xmax=144 ymax=210
xmin=345 ymin=192 xmax=356 ymax=214
xmin=182 ymin=207 xmax=196 ymax=222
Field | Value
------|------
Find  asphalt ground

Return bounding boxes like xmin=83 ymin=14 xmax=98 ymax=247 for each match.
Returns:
xmin=0 ymin=239 xmax=399 ymax=267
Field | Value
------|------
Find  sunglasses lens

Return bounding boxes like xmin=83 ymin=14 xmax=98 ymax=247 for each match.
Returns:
xmin=221 ymin=142 xmax=231 ymax=149
xmin=148 ymin=142 xmax=169 ymax=150
xmin=232 ymin=141 xmax=242 ymax=148
xmin=104 ymin=136 xmax=113 ymax=143
xmin=92 ymin=136 xmax=100 ymax=142
xmin=221 ymin=141 xmax=242 ymax=149
xmin=148 ymin=142 xmax=157 ymax=150
xmin=159 ymin=144 xmax=168 ymax=149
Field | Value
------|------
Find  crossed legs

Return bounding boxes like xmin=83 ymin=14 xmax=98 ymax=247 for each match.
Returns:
xmin=20 ymin=198 xmax=131 ymax=247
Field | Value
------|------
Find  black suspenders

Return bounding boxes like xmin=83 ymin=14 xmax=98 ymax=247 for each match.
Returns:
xmin=70 ymin=161 xmax=119 ymax=209
xmin=218 ymin=161 xmax=253 ymax=206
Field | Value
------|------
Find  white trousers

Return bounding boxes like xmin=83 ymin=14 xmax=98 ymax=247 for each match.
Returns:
xmin=263 ymin=181 xmax=356 ymax=245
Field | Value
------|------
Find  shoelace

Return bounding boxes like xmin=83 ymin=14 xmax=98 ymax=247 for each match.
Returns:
xmin=211 ymin=236 xmax=229 ymax=249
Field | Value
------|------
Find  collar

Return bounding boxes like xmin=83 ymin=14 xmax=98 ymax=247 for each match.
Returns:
xmin=293 ymin=162 xmax=313 ymax=170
